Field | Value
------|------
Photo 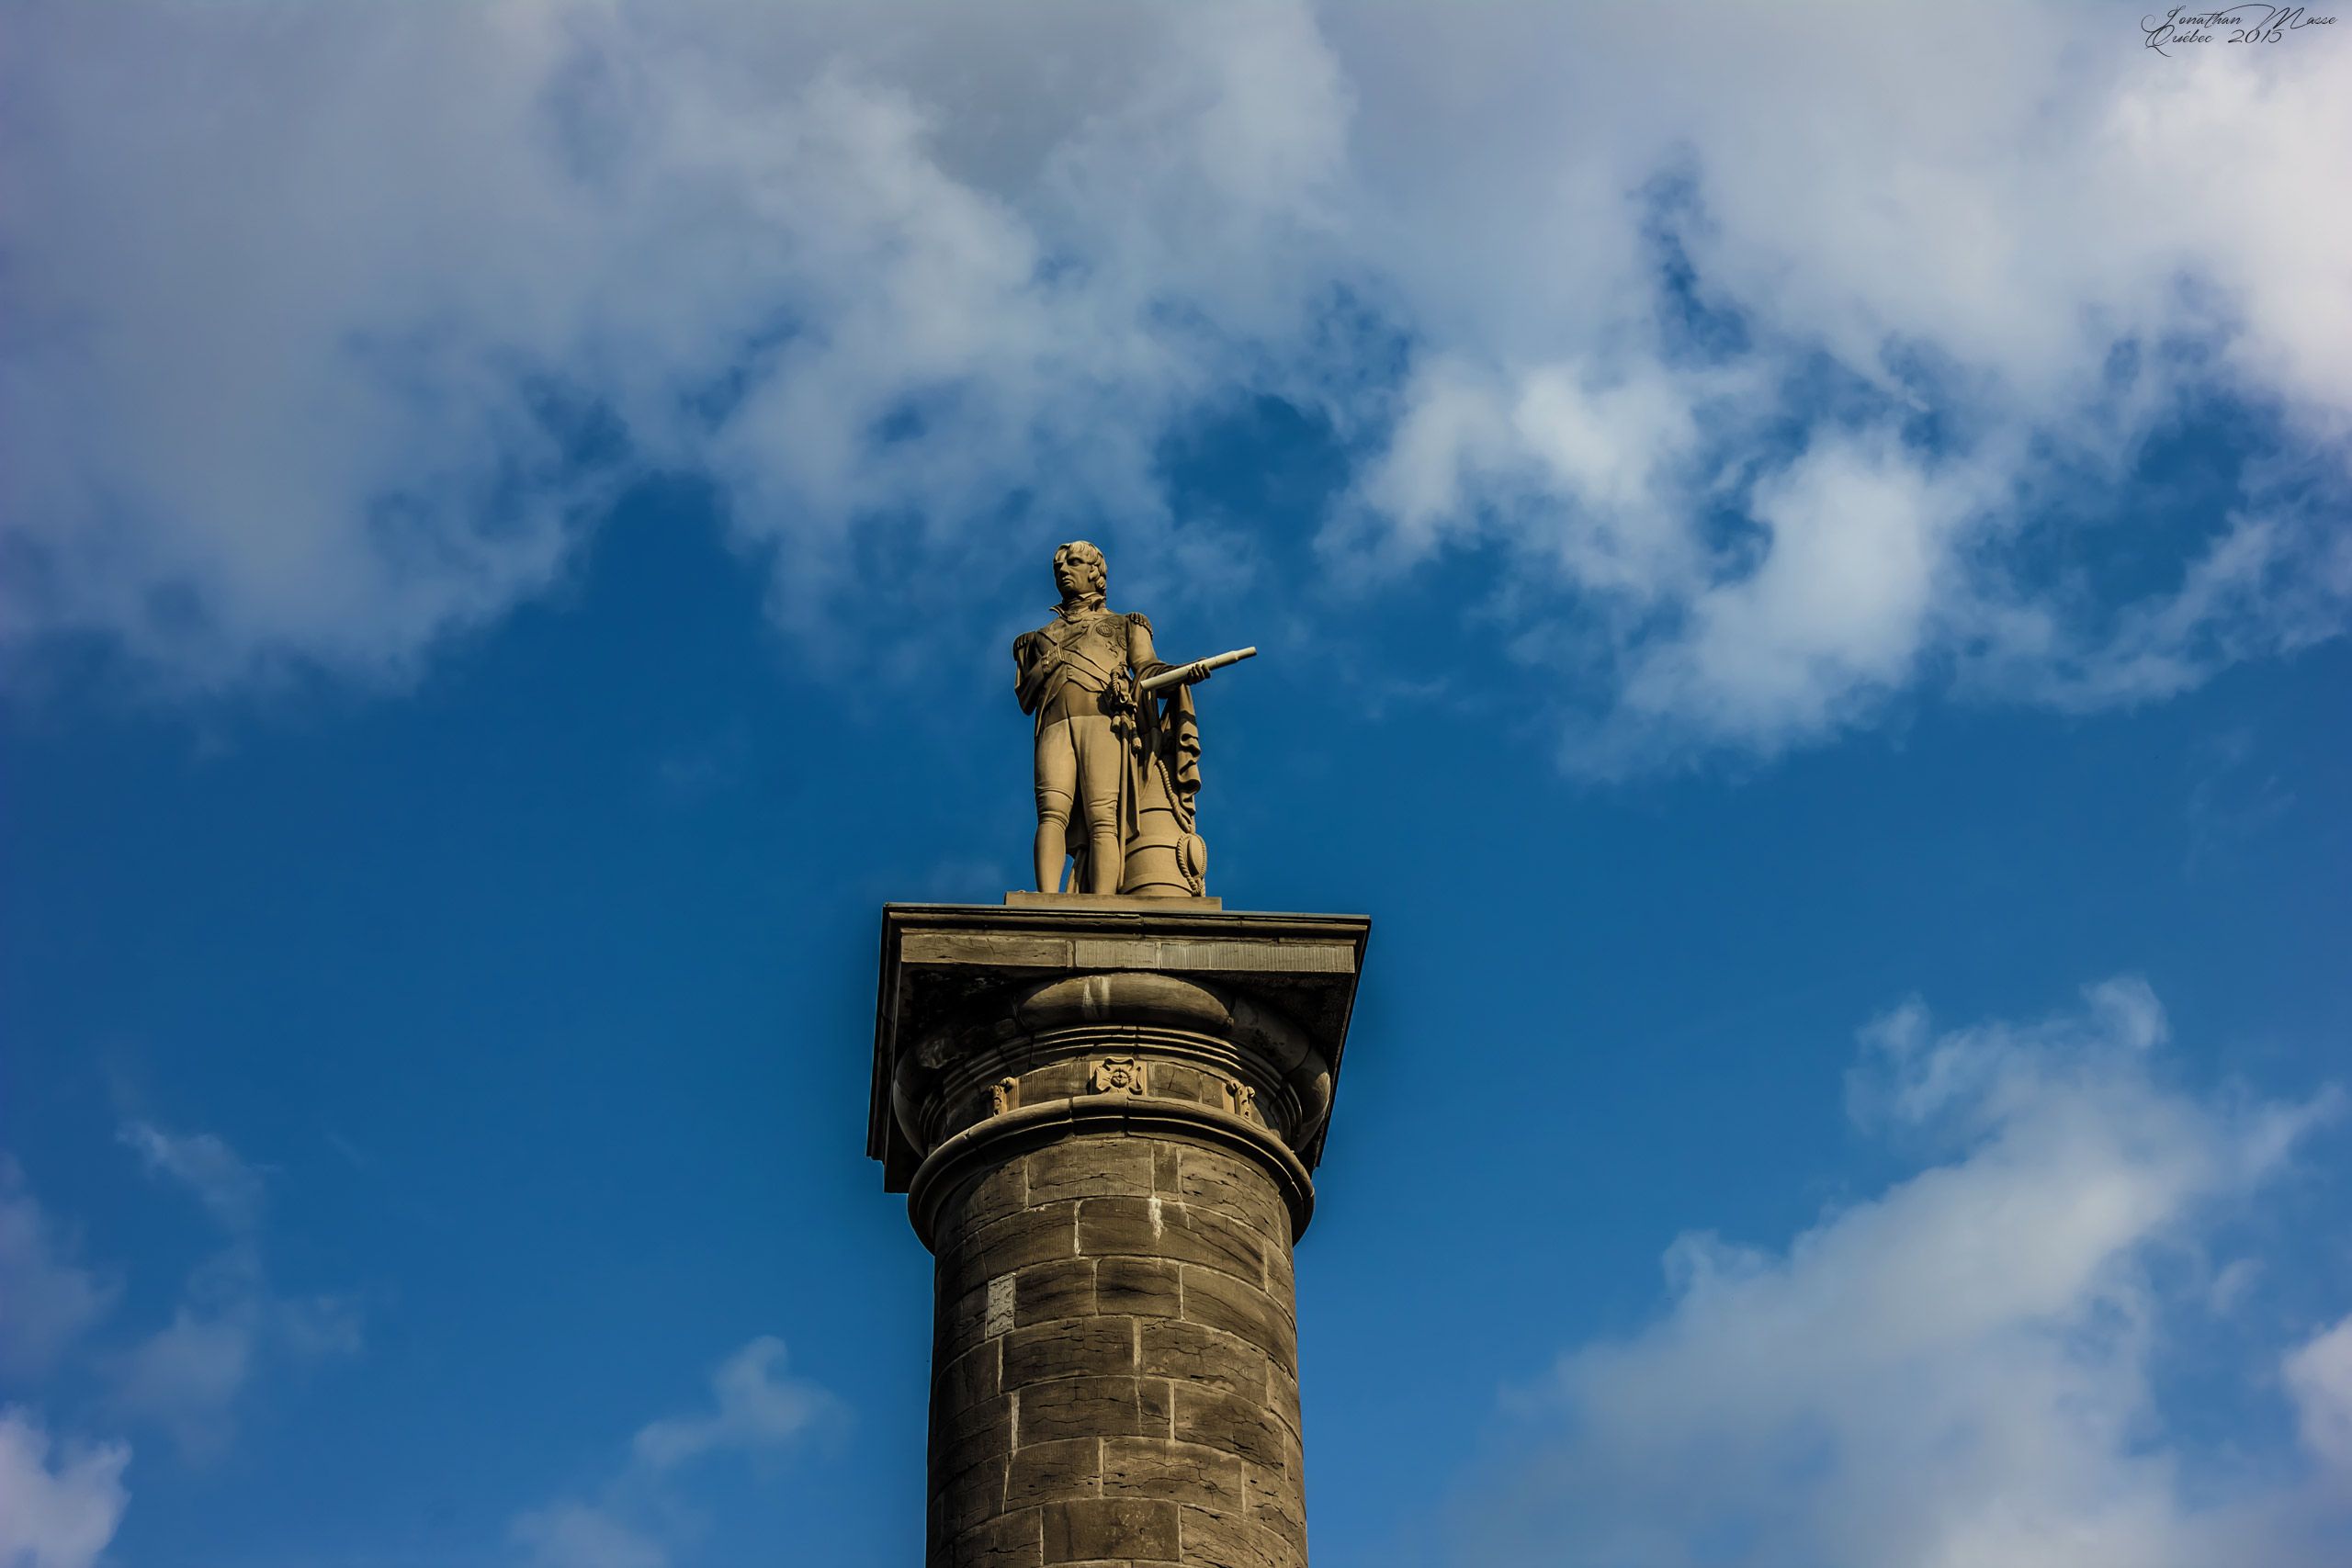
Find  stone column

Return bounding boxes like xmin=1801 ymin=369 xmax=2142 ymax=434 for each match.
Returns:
xmin=870 ymin=898 xmax=1370 ymax=1568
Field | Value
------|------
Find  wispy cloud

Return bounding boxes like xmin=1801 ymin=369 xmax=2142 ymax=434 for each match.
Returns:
xmin=108 ymin=1122 xmax=359 ymax=1456
xmin=514 ymin=1337 xmax=837 ymax=1568
xmin=513 ymin=1504 xmax=668 ymax=1568
xmin=117 ymin=1122 xmax=266 ymax=1233
xmin=628 ymin=1338 xmax=833 ymax=1472
xmin=1464 ymin=978 xmax=2351 ymax=1566
xmin=0 ymin=1124 xmax=362 ymax=1561
xmin=0 ymin=1163 xmax=118 ymax=1381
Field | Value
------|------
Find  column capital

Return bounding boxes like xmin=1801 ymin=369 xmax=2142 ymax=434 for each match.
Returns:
xmin=867 ymin=898 xmax=1372 ymax=1205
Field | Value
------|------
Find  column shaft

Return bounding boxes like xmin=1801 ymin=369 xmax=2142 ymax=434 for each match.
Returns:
xmin=928 ymin=1130 xmax=1306 ymax=1568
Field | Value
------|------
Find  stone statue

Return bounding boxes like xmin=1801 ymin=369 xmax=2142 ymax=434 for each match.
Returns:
xmin=1012 ymin=541 xmax=1253 ymax=897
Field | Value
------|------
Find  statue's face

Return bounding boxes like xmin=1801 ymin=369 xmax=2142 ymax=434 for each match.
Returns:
xmin=1053 ymin=544 xmax=1105 ymax=601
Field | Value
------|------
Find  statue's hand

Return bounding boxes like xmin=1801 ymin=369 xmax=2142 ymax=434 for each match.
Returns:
xmin=1185 ymin=660 xmax=1213 ymax=685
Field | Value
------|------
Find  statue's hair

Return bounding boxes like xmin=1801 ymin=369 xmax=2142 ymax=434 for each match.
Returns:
xmin=1054 ymin=540 xmax=1108 ymax=598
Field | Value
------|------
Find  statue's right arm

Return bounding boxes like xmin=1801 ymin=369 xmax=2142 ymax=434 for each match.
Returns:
xmin=1012 ymin=632 xmax=1046 ymax=715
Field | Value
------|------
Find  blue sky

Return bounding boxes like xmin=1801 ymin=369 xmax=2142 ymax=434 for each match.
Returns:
xmin=4 ymin=5 xmax=2350 ymax=1566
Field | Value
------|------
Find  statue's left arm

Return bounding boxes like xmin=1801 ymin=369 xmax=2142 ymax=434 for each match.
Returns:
xmin=1126 ymin=614 xmax=1169 ymax=683
xmin=1125 ymin=614 xmax=1211 ymax=688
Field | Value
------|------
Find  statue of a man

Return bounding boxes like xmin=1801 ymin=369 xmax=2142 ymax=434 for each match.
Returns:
xmin=1012 ymin=541 xmax=1210 ymax=895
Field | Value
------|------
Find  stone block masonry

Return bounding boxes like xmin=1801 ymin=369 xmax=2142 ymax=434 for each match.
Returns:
xmin=869 ymin=900 xmax=1370 ymax=1568
xmin=931 ymin=1135 xmax=1303 ymax=1566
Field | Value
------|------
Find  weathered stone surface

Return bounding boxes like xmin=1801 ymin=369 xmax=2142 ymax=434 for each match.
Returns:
xmin=1177 ymin=1146 xmax=1295 ymax=1240
xmin=1095 ymin=1257 xmax=1182 ymax=1319
xmin=1043 ymin=1497 xmax=1182 ymax=1563
xmin=934 ymin=1455 xmax=1009 ymax=1538
xmin=1020 ymin=1058 xmax=1091 ymax=1102
xmin=1006 ymin=1438 xmax=1101 ymax=1508
xmin=1138 ymin=1318 xmax=1272 ymax=1399
xmin=1178 ymin=1267 xmax=1295 ymax=1374
xmin=1015 ymin=1258 xmax=1096 ymax=1326
xmin=1080 ymin=1196 xmax=1267 ymax=1286
xmin=1178 ymin=1506 xmax=1295 ymax=1568
xmin=1136 ymin=1376 xmax=1176 ymax=1440
xmin=1242 ymin=1459 xmax=1306 ymax=1553
xmin=1018 ymin=1376 xmax=1167 ymax=1445
xmin=960 ymin=1203 xmax=1083 ymax=1282
xmin=933 ymin=1395 xmax=1013 ymax=1471
xmin=1263 ymin=1236 xmax=1295 ymax=1302
xmin=1266 ymin=1365 xmax=1302 ymax=1447
xmin=1002 ymin=1318 xmax=1138 ymax=1389
xmin=1171 ymin=1383 xmax=1290 ymax=1472
xmin=938 ymin=1340 xmax=1001 ymax=1415
xmin=949 ymin=1159 xmax=1034 ymax=1236
xmin=1028 ymin=1138 xmax=1157 ymax=1206
xmin=938 ymin=1282 xmax=990 ymax=1361
xmin=1148 ymin=1060 xmax=1225 ymax=1111
xmin=1101 ymin=1437 xmax=1247 ymax=1509
xmin=948 ymin=1509 xmax=1045 ymax=1568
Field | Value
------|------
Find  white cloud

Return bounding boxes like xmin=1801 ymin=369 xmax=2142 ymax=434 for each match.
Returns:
xmin=1316 ymin=5 xmax=2352 ymax=766
xmin=628 ymin=1337 xmax=829 ymax=1471
xmin=1339 ymin=355 xmax=1722 ymax=597
xmin=1605 ymin=432 xmax=1991 ymax=759
xmin=2285 ymin=1316 xmax=2352 ymax=1476
xmin=1 ymin=3 xmax=2346 ymax=762
xmin=1467 ymin=978 xmax=2350 ymax=1567
xmin=0 ymin=1409 xmax=130 ymax=1568
xmin=0 ymin=1168 xmax=117 ymax=1381
xmin=514 ymin=1336 xmax=833 ymax=1568
xmin=0 ymin=0 xmax=1338 ymax=685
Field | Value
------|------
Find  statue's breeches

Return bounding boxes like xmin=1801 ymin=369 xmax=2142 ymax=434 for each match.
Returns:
xmin=1033 ymin=715 xmax=1123 ymax=833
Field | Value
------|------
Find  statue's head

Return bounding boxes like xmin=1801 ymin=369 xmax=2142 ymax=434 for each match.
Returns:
xmin=1053 ymin=540 xmax=1107 ymax=604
